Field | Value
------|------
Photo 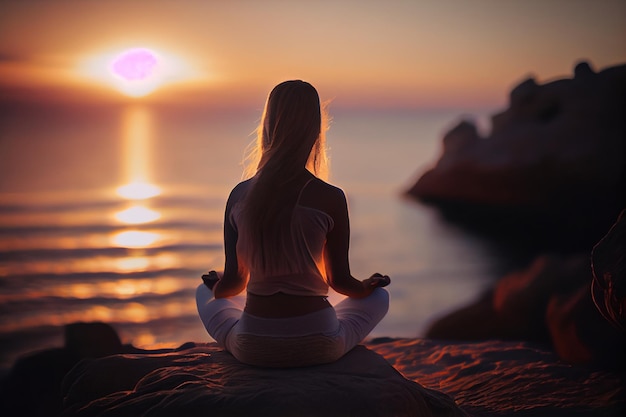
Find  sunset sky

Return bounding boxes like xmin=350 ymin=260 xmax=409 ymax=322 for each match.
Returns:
xmin=0 ymin=0 xmax=624 ymax=109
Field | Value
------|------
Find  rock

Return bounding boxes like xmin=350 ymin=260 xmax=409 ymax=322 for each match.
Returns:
xmin=423 ymin=291 xmax=508 ymax=341
xmin=0 ymin=347 xmax=78 ymax=417
xmin=0 ymin=322 xmax=178 ymax=417
xmin=407 ymin=61 xmax=626 ymax=247
xmin=64 ymin=322 xmax=122 ymax=358
xmin=546 ymin=282 xmax=625 ymax=368
xmin=373 ymin=338 xmax=624 ymax=417
xmin=426 ymin=210 xmax=626 ymax=368
xmin=0 ymin=324 xmax=465 ymax=417
xmin=3 ymin=334 xmax=624 ymax=417
xmin=426 ymin=255 xmax=589 ymax=344
xmin=60 ymin=339 xmax=626 ymax=417
xmin=509 ymin=77 xmax=539 ymax=106
xmin=574 ymin=61 xmax=595 ymax=78
xmin=441 ymin=121 xmax=480 ymax=155
xmin=61 ymin=345 xmax=464 ymax=417
xmin=590 ymin=209 xmax=626 ymax=332
xmin=492 ymin=255 xmax=590 ymax=342
xmin=543 ymin=208 xmax=626 ymax=368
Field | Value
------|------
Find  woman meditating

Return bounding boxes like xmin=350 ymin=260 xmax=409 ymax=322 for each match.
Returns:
xmin=196 ymin=80 xmax=390 ymax=367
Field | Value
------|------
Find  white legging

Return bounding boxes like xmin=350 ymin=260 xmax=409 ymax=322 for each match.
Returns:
xmin=195 ymin=284 xmax=389 ymax=367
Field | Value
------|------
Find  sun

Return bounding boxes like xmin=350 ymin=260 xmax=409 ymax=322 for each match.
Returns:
xmin=111 ymin=48 xmax=159 ymax=81
xmin=109 ymin=48 xmax=162 ymax=97
xmin=80 ymin=46 xmax=199 ymax=98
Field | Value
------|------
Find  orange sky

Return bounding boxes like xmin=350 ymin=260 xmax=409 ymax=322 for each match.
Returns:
xmin=0 ymin=0 xmax=624 ymax=109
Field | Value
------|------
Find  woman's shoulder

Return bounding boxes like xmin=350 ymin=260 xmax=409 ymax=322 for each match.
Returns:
xmin=300 ymin=176 xmax=347 ymax=214
xmin=307 ymin=176 xmax=345 ymax=199
xmin=233 ymin=178 xmax=254 ymax=192
xmin=227 ymin=178 xmax=253 ymax=205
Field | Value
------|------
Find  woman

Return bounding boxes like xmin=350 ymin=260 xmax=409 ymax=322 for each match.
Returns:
xmin=196 ymin=80 xmax=390 ymax=367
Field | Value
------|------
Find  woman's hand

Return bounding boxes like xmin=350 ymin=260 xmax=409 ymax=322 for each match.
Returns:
xmin=201 ymin=271 xmax=220 ymax=290
xmin=363 ymin=273 xmax=391 ymax=289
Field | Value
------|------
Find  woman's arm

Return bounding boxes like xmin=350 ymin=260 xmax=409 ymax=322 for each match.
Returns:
xmin=324 ymin=187 xmax=389 ymax=298
xmin=213 ymin=184 xmax=249 ymax=298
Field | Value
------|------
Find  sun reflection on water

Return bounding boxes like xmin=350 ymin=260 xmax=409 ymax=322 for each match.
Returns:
xmin=111 ymin=104 xmax=164 ymax=252
xmin=115 ymin=205 xmax=161 ymax=224
xmin=135 ymin=333 xmax=157 ymax=347
xmin=116 ymin=182 xmax=161 ymax=200
xmin=88 ymin=103 xmax=188 ymax=334
xmin=61 ymin=277 xmax=186 ymax=300
xmin=112 ymin=230 xmax=160 ymax=248
xmin=125 ymin=302 xmax=150 ymax=322
xmin=115 ymin=257 xmax=151 ymax=272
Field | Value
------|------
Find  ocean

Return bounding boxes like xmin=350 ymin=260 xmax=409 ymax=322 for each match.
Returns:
xmin=0 ymin=102 xmax=508 ymax=372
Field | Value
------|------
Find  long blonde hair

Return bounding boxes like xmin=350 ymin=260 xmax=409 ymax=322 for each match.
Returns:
xmin=243 ymin=82 xmax=330 ymax=181
xmin=240 ymin=80 xmax=330 ymax=271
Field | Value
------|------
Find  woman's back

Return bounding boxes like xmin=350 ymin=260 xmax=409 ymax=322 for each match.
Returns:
xmin=231 ymin=174 xmax=337 ymax=297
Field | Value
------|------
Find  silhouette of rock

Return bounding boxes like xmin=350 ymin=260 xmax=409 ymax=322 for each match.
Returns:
xmin=546 ymin=281 xmax=625 ymax=368
xmin=492 ymin=255 xmax=590 ymax=342
xmin=426 ymin=255 xmax=588 ymax=343
xmin=2 ymin=329 xmax=624 ymax=416
xmin=591 ymin=209 xmax=626 ymax=333
xmin=59 ymin=339 xmax=626 ymax=417
xmin=61 ymin=345 xmax=465 ymax=417
xmin=0 ymin=323 xmax=464 ymax=417
xmin=544 ymin=209 xmax=626 ymax=367
xmin=407 ymin=61 xmax=625 ymax=247
xmin=0 ymin=347 xmax=77 ymax=417
xmin=426 ymin=210 xmax=626 ymax=369
xmin=64 ymin=322 xmax=122 ymax=358
xmin=0 ymin=322 xmax=174 ymax=417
